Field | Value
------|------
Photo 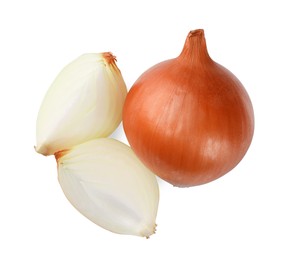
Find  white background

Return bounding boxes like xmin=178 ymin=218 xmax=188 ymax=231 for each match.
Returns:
xmin=1 ymin=0 xmax=285 ymax=259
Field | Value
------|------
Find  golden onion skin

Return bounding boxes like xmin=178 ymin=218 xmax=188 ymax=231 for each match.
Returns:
xmin=123 ymin=29 xmax=254 ymax=187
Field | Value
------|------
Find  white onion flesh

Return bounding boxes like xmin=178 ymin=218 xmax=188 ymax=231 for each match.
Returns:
xmin=36 ymin=53 xmax=127 ymax=156
xmin=56 ymin=138 xmax=159 ymax=238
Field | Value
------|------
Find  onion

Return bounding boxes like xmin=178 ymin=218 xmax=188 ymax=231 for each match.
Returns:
xmin=36 ymin=53 xmax=127 ymax=156
xmin=123 ymin=29 xmax=254 ymax=187
xmin=56 ymin=138 xmax=159 ymax=238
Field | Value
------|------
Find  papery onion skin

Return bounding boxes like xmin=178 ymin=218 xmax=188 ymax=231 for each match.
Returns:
xmin=56 ymin=138 xmax=159 ymax=238
xmin=36 ymin=53 xmax=127 ymax=156
xmin=123 ymin=29 xmax=254 ymax=187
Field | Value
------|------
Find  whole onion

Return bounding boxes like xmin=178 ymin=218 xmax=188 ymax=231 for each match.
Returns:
xmin=123 ymin=29 xmax=254 ymax=187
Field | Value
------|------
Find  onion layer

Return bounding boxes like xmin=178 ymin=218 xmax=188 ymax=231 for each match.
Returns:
xmin=123 ymin=29 xmax=254 ymax=187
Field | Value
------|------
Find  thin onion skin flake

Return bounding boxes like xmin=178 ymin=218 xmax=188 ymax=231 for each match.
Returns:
xmin=56 ymin=138 xmax=159 ymax=238
xmin=36 ymin=53 xmax=127 ymax=156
